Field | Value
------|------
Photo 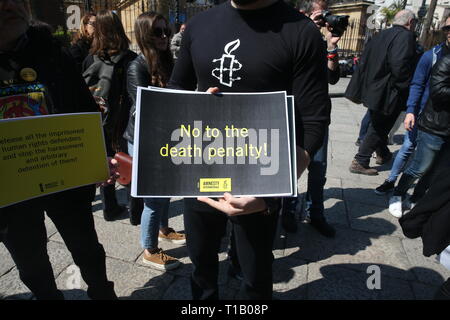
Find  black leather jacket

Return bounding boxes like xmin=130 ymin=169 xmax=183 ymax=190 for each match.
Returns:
xmin=124 ymin=54 xmax=150 ymax=143
xmin=418 ymin=54 xmax=450 ymax=137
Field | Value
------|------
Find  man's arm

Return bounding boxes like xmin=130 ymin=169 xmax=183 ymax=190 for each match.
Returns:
xmin=292 ymin=22 xmax=331 ymax=165
xmin=404 ymin=51 xmax=432 ymax=130
xmin=388 ymin=30 xmax=416 ymax=92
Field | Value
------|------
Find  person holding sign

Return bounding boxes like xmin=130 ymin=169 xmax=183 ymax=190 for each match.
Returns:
xmin=169 ymin=0 xmax=330 ymax=299
xmin=0 ymin=1 xmax=116 ymax=300
xmin=124 ymin=12 xmax=186 ymax=271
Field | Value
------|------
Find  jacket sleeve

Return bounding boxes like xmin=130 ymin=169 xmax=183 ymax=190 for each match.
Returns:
xmin=62 ymin=49 xmax=98 ymax=113
xmin=430 ymin=54 xmax=450 ymax=109
xmin=127 ymin=58 xmax=150 ymax=116
xmin=168 ymin=27 xmax=198 ymax=90
xmin=292 ymin=21 xmax=331 ymax=157
xmin=388 ymin=30 xmax=416 ymax=92
xmin=406 ymin=51 xmax=432 ymax=115
xmin=328 ymin=66 xmax=340 ymax=85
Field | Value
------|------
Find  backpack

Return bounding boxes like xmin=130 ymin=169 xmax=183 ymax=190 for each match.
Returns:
xmin=82 ymin=51 xmax=135 ymax=152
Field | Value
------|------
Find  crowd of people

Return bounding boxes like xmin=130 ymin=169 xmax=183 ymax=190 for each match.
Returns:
xmin=0 ymin=0 xmax=449 ymax=300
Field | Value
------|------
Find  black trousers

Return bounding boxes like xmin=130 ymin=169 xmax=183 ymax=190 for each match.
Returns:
xmin=2 ymin=186 xmax=115 ymax=300
xmin=183 ymin=199 xmax=278 ymax=300
xmin=355 ymin=109 xmax=402 ymax=166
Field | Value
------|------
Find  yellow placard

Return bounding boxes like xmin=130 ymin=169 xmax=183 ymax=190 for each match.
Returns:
xmin=199 ymin=178 xmax=232 ymax=192
xmin=0 ymin=113 xmax=109 ymax=208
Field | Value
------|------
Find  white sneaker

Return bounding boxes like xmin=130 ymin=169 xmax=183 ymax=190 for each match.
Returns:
xmin=389 ymin=196 xmax=403 ymax=218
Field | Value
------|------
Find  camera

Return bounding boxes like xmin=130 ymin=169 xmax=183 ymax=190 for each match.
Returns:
xmin=321 ymin=10 xmax=349 ymax=37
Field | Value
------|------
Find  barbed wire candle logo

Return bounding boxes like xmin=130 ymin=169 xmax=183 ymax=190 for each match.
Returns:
xmin=212 ymin=39 xmax=242 ymax=87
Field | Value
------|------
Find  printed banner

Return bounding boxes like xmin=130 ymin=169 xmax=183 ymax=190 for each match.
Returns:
xmin=0 ymin=113 xmax=109 ymax=208
xmin=132 ymin=88 xmax=296 ymax=197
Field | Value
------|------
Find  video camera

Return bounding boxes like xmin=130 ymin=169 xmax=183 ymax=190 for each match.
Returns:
xmin=319 ymin=10 xmax=349 ymax=37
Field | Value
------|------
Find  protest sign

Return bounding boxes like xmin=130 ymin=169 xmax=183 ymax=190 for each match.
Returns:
xmin=0 ymin=113 xmax=109 ymax=208
xmin=132 ymin=88 xmax=296 ymax=197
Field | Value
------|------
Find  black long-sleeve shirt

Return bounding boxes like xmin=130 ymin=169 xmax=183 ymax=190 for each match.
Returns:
xmin=169 ymin=0 xmax=331 ymax=157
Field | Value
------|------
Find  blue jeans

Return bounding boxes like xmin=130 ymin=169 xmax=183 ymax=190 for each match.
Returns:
xmin=394 ymin=130 xmax=446 ymax=197
xmin=128 ymin=142 xmax=169 ymax=249
xmin=387 ymin=126 xmax=418 ymax=183
xmin=282 ymin=129 xmax=328 ymax=220
xmin=305 ymin=129 xmax=328 ymax=219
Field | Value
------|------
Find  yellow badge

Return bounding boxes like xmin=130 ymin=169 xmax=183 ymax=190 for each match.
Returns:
xmin=199 ymin=178 xmax=232 ymax=192
xmin=20 ymin=68 xmax=37 ymax=82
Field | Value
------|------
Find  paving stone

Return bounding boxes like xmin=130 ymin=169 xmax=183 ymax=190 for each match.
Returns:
xmin=346 ymin=201 xmax=403 ymax=237
xmin=47 ymin=241 xmax=74 ymax=277
xmin=44 ymin=215 xmax=58 ymax=238
xmin=342 ymin=180 xmax=389 ymax=208
xmin=272 ymin=257 xmax=308 ymax=300
xmin=323 ymin=177 xmax=343 ymax=200
xmin=322 ymin=198 xmax=349 ymax=227
xmin=0 ymin=268 xmax=33 ymax=300
xmin=0 ymin=244 xmax=15 ymax=277
xmin=307 ymin=262 xmax=414 ymax=300
xmin=50 ymin=216 xmax=142 ymax=263
xmin=402 ymin=238 xmax=450 ymax=286
xmin=286 ymin=225 xmax=414 ymax=281
xmin=162 ymin=276 xmax=192 ymax=300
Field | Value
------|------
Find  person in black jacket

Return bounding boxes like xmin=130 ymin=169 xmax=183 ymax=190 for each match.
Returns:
xmin=0 ymin=0 xmax=116 ymax=300
xmin=388 ymin=43 xmax=450 ymax=218
xmin=69 ymin=12 xmax=96 ymax=74
xmin=124 ymin=11 xmax=186 ymax=272
xmin=347 ymin=10 xmax=417 ymax=175
xmin=399 ymin=54 xmax=450 ymax=300
xmin=169 ymin=0 xmax=330 ymax=299
xmin=82 ymin=10 xmax=137 ymax=222
xmin=280 ymin=0 xmax=341 ymax=237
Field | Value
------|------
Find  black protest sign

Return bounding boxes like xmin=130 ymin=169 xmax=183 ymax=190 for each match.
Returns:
xmin=132 ymin=88 xmax=294 ymax=197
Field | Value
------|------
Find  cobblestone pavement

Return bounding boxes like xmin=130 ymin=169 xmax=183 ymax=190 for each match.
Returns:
xmin=1 ymin=78 xmax=449 ymax=300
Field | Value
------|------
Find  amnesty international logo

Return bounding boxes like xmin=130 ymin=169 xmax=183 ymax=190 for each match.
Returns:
xmin=212 ymin=39 xmax=242 ymax=87
xmin=199 ymin=178 xmax=232 ymax=192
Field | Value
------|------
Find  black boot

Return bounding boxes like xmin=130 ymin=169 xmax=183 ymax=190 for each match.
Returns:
xmin=310 ymin=216 xmax=336 ymax=238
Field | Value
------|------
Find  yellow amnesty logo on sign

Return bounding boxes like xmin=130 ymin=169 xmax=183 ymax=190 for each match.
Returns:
xmin=0 ymin=113 xmax=109 ymax=208
xmin=199 ymin=178 xmax=232 ymax=192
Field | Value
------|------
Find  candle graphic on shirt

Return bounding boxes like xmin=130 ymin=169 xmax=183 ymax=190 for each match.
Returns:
xmin=212 ymin=39 xmax=242 ymax=87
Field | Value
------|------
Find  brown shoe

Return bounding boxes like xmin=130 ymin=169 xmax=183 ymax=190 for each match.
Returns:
xmin=142 ymin=248 xmax=181 ymax=271
xmin=375 ymin=151 xmax=392 ymax=165
xmin=349 ymin=160 xmax=378 ymax=175
xmin=159 ymin=228 xmax=186 ymax=245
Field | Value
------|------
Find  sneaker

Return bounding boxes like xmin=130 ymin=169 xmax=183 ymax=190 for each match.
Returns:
xmin=375 ymin=180 xmax=395 ymax=195
xmin=349 ymin=160 xmax=378 ymax=175
xmin=142 ymin=248 xmax=181 ymax=271
xmin=159 ymin=228 xmax=186 ymax=245
xmin=103 ymin=205 xmax=126 ymax=222
xmin=309 ymin=217 xmax=336 ymax=238
xmin=375 ymin=151 xmax=392 ymax=165
xmin=388 ymin=196 xmax=403 ymax=218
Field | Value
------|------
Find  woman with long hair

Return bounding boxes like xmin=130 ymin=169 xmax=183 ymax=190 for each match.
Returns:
xmin=69 ymin=12 xmax=96 ymax=73
xmin=124 ymin=12 xmax=185 ymax=271
xmin=82 ymin=10 xmax=138 ymax=222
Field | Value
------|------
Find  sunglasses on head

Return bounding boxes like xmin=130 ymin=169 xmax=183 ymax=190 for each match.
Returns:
xmin=152 ymin=27 xmax=171 ymax=38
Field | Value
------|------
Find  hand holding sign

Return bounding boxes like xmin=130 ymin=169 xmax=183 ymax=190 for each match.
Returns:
xmin=198 ymin=193 xmax=267 ymax=216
